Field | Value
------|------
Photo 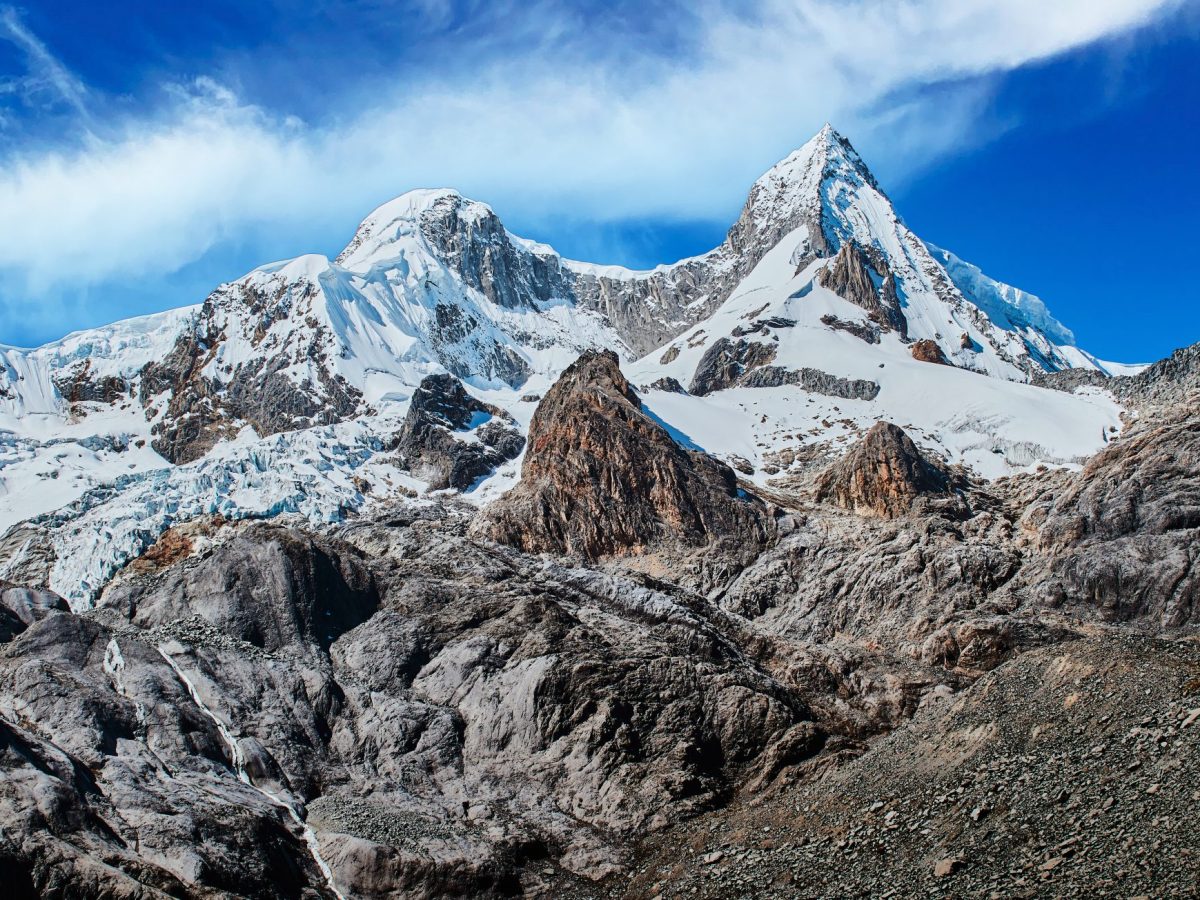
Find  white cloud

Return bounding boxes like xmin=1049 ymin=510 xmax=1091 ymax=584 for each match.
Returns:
xmin=0 ymin=0 xmax=1183 ymax=297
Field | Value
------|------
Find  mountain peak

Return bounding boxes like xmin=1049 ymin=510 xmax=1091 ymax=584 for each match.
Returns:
xmin=762 ymin=124 xmax=880 ymax=197
xmin=335 ymin=188 xmax=495 ymax=268
xmin=724 ymin=125 xmax=881 ymax=270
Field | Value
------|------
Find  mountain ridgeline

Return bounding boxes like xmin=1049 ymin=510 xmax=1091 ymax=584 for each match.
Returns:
xmin=0 ymin=127 xmax=1198 ymax=899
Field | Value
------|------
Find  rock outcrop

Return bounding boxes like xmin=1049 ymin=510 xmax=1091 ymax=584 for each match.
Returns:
xmin=393 ymin=373 xmax=524 ymax=490
xmin=688 ymin=338 xmax=779 ymax=395
xmin=140 ymin=306 xmax=363 ymax=465
xmin=643 ymin=376 xmax=687 ymax=393
xmin=0 ymin=581 xmax=67 ymax=641
xmin=815 ymin=422 xmax=955 ymax=518
xmin=910 ymin=339 xmax=950 ymax=365
xmin=740 ymin=366 xmax=880 ymax=401
xmin=817 ymin=242 xmax=907 ymax=337
xmin=1031 ymin=407 xmax=1200 ymax=626
xmin=820 ymin=313 xmax=881 ymax=344
xmin=475 ymin=351 xmax=771 ymax=571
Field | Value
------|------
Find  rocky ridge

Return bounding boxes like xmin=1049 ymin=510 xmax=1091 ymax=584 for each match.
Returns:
xmin=0 ymin=121 xmax=1196 ymax=899
xmin=0 ymin=345 xmax=1198 ymax=897
xmin=474 ymin=350 xmax=771 ymax=580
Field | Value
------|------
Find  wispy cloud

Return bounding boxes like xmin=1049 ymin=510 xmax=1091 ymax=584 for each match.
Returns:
xmin=0 ymin=5 xmax=89 ymax=123
xmin=0 ymin=0 xmax=1185 ymax=316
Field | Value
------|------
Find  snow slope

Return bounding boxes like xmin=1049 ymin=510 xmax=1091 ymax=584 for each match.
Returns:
xmin=0 ymin=125 xmax=1143 ymax=607
xmin=627 ymin=229 xmax=1123 ymax=482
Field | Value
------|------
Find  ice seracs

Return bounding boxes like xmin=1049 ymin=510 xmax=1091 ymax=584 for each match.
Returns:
xmin=0 ymin=125 xmax=1147 ymax=606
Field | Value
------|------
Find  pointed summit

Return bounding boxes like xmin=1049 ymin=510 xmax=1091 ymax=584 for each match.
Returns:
xmin=724 ymin=124 xmax=882 ymax=269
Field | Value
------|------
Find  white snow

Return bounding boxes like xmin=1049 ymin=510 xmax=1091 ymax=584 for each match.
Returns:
xmin=0 ymin=125 xmax=1149 ymax=608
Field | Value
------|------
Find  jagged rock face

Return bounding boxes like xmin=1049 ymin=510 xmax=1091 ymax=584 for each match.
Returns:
xmin=1032 ymin=408 xmax=1200 ymax=626
xmin=911 ymin=339 xmax=950 ymax=365
xmin=817 ymin=242 xmax=907 ymax=337
xmin=0 ymin=514 xmax=876 ymax=897
xmin=1033 ymin=367 xmax=1111 ymax=393
xmin=815 ymin=422 xmax=954 ymax=519
xmin=0 ymin=581 xmax=67 ymax=641
xmin=103 ymin=525 xmax=380 ymax=653
xmin=1117 ymin=342 xmax=1200 ymax=409
xmin=0 ymin=611 xmax=333 ymax=900
xmin=52 ymin=359 xmax=129 ymax=407
xmin=644 ymin=376 xmax=687 ymax=393
xmin=740 ymin=365 xmax=880 ymax=401
xmin=140 ymin=291 xmax=363 ymax=464
xmin=475 ymin=351 xmax=771 ymax=571
xmin=732 ymin=316 xmax=796 ymax=338
xmin=689 ymin=338 xmax=778 ymax=395
xmin=820 ymin=313 xmax=881 ymax=344
xmin=407 ymin=193 xmax=573 ymax=311
xmin=394 ymin=374 xmax=525 ymax=491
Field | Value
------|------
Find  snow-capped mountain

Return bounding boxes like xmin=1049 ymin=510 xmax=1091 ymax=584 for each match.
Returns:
xmin=0 ymin=125 xmax=1143 ymax=605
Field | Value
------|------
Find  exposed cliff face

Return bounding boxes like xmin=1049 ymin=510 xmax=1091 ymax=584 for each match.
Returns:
xmin=393 ymin=374 xmax=524 ymax=491
xmin=910 ymin=338 xmax=950 ymax=365
xmin=688 ymin=338 xmax=779 ymax=395
xmin=139 ymin=284 xmax=364 ymax=464
xmin=817 ymin=242 xmax=907 ymax=337
xmin=1030 ymin=408 xmax=1200 ymax=627
xmin=474 ymin=351 xmax=771 ymax=574
xmin=815 ymin=422 xmax=956 ymax=519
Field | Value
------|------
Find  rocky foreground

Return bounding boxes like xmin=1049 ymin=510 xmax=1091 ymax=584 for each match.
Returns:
xmin=1 ymin=348 xmax=1198 ymax=898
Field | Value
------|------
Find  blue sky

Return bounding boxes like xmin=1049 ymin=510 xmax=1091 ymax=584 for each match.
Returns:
xmin=0 ymin=0 xmax=1197 ymax=362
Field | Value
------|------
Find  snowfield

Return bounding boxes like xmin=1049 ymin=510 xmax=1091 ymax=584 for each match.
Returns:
xmin=0 ymin=126 xmax=1142 ymax=607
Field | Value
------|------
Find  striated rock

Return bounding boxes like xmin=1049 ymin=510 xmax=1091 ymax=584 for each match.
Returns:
xmin=103 ymin=524 xmax=380 ymax=653
xmin=815 ymin=422 xmax=954 ymax=519
xmin=140 ymin=307 xmax=363 ymax=465
xmin=910 ymin=339 xmax=950 ymax=366
xmin=0 ymin=511 xmax=855 ymax=897
xmin=820 ymin=313 xmax=881 ymax=344
xmin=474 ymin=350 xmax=771 ymax=570
xmin=817 ymin=242 xmax=907 ymax=337
xmin=394 ymin=373 xmax=524 ymax=491
xmin=688 ymin=338 xmax=778 ymax=396
xmin=732 ymin=316 xmax=796 ymax=338
xmin=740 ymin=365 xmax=880 ymax=401
xmin=643 ymin=376 xmax=687 ymax=394
xmin=1034 ymin=408 xmax=1200 ymax=626
xmin=0 ymin=581 xmax=67 ymax=641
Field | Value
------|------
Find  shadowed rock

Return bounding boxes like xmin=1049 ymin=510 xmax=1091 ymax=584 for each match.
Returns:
xmin=0 ymin=582 xmax=68 ymax=641
xmin=474 ymin=350 xmax=771 ymax=566
xmin=688 ymin=338 xmax=778 ymax=395
xmin=815 ymin=422 xmax=953 ymax=518
xmin=817 ymin=242 xmax=907 ymax=337
xmin=394 ymin=373 xmax=525 ymax=490
xmin=1034 ymin=408 xmax=1200 ymax=626
xmin=102 ymin=525 xmax=379 ymax=653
